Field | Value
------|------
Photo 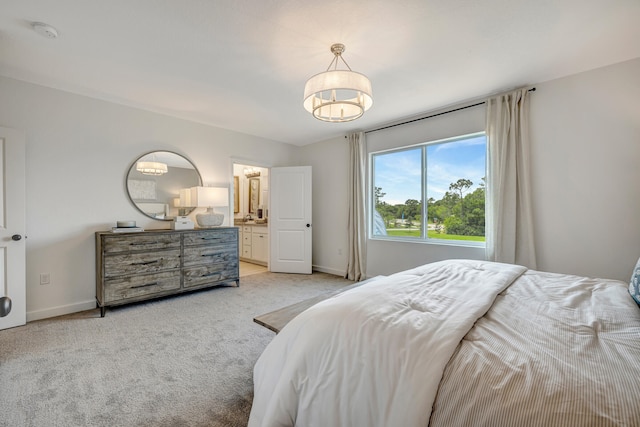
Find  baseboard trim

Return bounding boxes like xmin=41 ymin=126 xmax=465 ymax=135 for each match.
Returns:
xmin=312 ymin=265 xmax=345 ymax=277
xmin=27 ymin=300 xmax=97 ymax=322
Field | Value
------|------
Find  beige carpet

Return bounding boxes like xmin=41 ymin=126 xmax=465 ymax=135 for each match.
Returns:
xmin=239 ymin=261 xmax=267 ymax=277
xmin=0 ymin=271 xmax=351 ymax=427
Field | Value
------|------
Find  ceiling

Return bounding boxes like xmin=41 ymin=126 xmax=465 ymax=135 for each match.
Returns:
xmin=1 ymin=1 xmax=639 ymax=146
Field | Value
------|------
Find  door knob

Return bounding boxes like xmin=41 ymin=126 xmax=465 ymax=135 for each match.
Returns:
xmin=306 ymin=224 xmax=311 ymax=228
xmin=0 ymin=296 xmax=11 ymax=317
xmin=11 ymin=234 xmax=22 ymax=241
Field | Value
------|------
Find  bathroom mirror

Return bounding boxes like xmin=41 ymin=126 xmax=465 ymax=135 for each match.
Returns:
xmin=126 ymin=151 xmax=202 ymax=221
xmin=248 ymin=178 xmax=260 ymax=215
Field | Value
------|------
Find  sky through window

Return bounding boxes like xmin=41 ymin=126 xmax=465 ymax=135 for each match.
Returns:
xmin=374 ymin=134 xmax=486 ymax=205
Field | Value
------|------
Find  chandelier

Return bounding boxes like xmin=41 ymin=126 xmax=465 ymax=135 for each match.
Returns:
xmin=136 ymin=161 xmax=168 ymax=176
xmin=303 ymin=43 xmax=373 ymax=123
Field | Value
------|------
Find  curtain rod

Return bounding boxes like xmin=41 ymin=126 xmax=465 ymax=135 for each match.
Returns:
xmin=358 ymin=87 xmax=536 ymax=136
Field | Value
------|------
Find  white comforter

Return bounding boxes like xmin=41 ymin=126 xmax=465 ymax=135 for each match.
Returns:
xmin=248 ymin=260 xmax=527 ymax=427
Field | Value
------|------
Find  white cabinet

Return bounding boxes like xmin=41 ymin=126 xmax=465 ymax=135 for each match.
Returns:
xmin=240 ymin=225 xmax=268 ymax=265
xmin=251 ymin=228 xmax=268 ymax=263
xmin=242 ymin=225 xmax=252 ymax=259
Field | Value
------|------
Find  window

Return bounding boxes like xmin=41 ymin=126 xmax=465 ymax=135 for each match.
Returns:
xmin=371 ymin=132 xmax=486 ymax=245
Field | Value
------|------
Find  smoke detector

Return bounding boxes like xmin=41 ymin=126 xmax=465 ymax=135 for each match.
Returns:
xmin=32 ymin=22 xmax=59 ymax=39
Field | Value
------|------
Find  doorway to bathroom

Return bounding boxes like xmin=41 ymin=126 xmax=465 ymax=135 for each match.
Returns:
xmin=233 ymin=163 xmax=269 ymax=268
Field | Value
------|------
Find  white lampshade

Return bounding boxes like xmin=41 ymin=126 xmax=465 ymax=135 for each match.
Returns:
xmin=179 ymin=188 xmax=193 ymax=207
xmin=303 ymin=43 xmax=373 ymax=123
xmin=303 ymin=70 xmax=373 ymax=122
xmin=191 ymin=186 xmax=228 ymax=208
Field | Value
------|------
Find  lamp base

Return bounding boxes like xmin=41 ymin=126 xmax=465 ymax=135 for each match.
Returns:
xmin=196 ymin=212 xmax=224 ymax=228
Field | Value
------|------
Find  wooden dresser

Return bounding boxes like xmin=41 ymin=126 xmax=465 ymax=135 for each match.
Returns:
xmin=95 ymin=227 xmax=239 ymax=317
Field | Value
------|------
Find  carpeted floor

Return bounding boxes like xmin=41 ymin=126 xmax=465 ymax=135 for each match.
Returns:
xmin=0 ymin=271 xmax=352 ymax=427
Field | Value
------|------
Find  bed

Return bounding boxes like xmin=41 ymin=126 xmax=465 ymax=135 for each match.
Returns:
xmin=248 ymin=259 xmax=640 ymax=427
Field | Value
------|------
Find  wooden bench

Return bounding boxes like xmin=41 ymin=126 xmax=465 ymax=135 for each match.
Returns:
xmin=253 ymin=276 xmax=382 ymax=333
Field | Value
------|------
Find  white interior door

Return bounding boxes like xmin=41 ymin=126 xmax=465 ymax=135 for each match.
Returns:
xmin=269 ymin=166 xmax=312 ymax=274
xmin=0 ymin=127 xmax=27 ymax=330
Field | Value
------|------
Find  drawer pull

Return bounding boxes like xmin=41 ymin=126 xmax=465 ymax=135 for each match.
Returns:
xmin=200 ymin=253 xmax=229 ymax=260
xmin=198 ymin=236 xmax=229 ymax=241
xmin=132 ymin=260 xmax=160 ymax=265
xmin=131 ymin=282 xmax=158 ymax=289
xmin=130 ymin=241 xmax=160 ymax=246
xmin=200 ymin=272 xmax=220 ymax=278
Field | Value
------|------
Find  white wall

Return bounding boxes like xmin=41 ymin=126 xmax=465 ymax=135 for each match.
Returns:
xmin=0 ymin=76 xmax=296 ymax=321
xmin=300 ymin=58 xmax=640 ymax=282
xmin=294 ymin=136 xmax=350 ymax=276
xmin=529 ymin=57 xmax=640 ymax=281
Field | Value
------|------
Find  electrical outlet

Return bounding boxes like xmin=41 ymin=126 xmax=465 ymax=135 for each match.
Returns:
xmin=40 ymin=273 xmax=50 ymax=285
xmin=338 ymin=248 xmax=343 ymax=255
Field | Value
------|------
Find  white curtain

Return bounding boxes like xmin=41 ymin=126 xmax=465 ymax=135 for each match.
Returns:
xmin=345 ymin=132 xmax=367 ymax=281
xmin=485 ymin=88 xmax=537 ymax=268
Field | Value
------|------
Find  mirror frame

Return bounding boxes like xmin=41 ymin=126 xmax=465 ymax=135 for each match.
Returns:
xmin=233 ymin=176 xmax=240 ymax=213
xmin=126 ymin=150 xmax=203 ymax=221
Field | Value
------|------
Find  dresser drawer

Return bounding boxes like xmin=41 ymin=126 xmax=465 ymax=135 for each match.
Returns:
xmin=102 ymin=233 xmax=180 ymax=253
xmin=183 ymin=245 xmax=237 ymax=267
xmin=104 ymin=249 xmax=181 ymax=277
xmin=183 ymin=263 xmax=239 ymax=288
xmin=104 ymin=271 xmax=182 ymax=302
xmin=183 ymin=230 xmax=236 ymax=246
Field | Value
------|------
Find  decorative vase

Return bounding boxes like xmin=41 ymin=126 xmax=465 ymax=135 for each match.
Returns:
xmin=196 ymin=211 xmax=224 ymax=228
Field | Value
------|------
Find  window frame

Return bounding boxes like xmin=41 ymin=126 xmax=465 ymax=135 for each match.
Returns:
xmin=369 ymin=131 xmax=486 ymax=248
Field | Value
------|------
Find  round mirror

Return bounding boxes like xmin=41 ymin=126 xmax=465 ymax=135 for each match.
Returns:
xmin=126 ymin=151 xmax=202 ymax=221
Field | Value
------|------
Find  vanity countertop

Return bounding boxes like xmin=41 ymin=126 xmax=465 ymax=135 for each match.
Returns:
xmin=234 ymin=220 xmax=267 ymax=227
